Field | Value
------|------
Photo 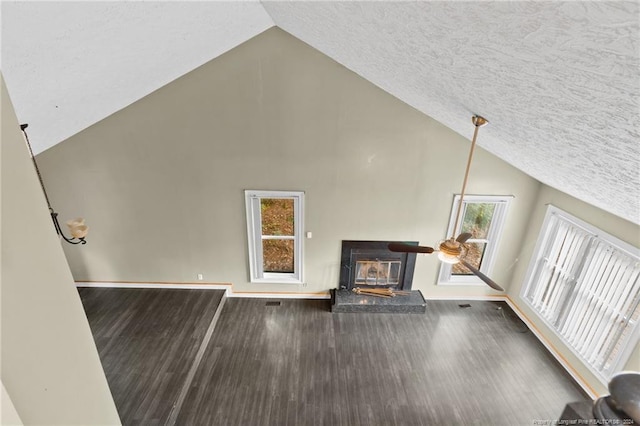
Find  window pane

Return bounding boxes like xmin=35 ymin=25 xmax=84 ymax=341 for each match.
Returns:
xmin=453 ymin=242 xmax=487 ymax=275
xmin=261 ymin=198 xmax=294 ymax=236
xmin=461 ymin=203 xmax=496 ymax=239
xmin=263 ymin=239 xmax=294 ymax=273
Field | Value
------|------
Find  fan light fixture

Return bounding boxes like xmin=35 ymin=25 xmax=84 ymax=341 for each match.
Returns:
xmin=437 ymin=252 xmax=460 ymax=264
xmin=437 ymin=239 xmax=467 ymax=264
xmin=20 ymin=124 xmax=88 ymax=245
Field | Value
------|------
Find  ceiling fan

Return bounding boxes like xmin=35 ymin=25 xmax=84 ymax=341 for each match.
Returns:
xmin=388 ymin=115 xmax=504 ymax=291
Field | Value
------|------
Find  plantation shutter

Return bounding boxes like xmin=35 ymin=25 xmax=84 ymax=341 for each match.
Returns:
xmin=523 ymin=207 xmax=640 ymax=382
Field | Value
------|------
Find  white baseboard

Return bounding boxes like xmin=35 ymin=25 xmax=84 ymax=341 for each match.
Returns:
xmin=76 ymin=281 xmax=232 ymax=291
xmin=75 ymin=281 xmax=330 ymax=299
xmin=423 ymin=295 xmax=505 ymax=301
xmin=229 ymin=292 xmax=330 ymax=299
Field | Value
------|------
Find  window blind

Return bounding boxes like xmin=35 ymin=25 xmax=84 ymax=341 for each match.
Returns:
xmin=523 ymin=207 xmax=640 ymax=382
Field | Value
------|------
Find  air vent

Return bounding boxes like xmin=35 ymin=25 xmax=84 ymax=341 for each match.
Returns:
xmin=265 ymin=301 xmax=281 ymax=306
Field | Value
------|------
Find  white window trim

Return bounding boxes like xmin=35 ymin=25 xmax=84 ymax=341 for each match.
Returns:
xmin=438 ymin=195 xmax=512 ymax=285
xmin=245 ymin=190 xmax=304 ymax=284
xmin=521 ymin=204 xmax=640 ymax=385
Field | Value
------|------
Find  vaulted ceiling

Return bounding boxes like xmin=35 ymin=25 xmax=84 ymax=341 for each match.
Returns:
xmin=2 ymin=1 xmax=638 ymax=224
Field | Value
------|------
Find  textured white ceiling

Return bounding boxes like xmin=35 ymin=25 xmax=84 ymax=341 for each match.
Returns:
xmin=263 ymin=1 xmax=640 ymax=225
xmin=1 ymin=1 xmax=274 ymax=152
xmin=1 ymin=1 xmax=639 ymax=224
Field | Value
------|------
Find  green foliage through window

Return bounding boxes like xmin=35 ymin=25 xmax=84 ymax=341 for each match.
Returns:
xmin=454 ymin=202 xmax=495 ymax=275
xmin=461 ymin=203 xmax=495 ymax=239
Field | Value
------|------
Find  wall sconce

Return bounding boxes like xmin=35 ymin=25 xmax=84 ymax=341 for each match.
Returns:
xmin=20 ymin=124 xmax=88 ymax=245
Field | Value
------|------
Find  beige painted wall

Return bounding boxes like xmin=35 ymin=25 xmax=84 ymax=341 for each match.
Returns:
xmin=2 ymin=380 xmax=23 ymax=425
xmin=507 ymin=184 xmax=640 ymax=395
xmin=36 ymin=28 xmax=540 ymax=296
xmin=1 ymin=76 xmax=121 ymax=425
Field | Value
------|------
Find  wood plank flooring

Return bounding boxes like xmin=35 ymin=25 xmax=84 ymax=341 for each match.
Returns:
xmin=78 ymin=288 xmax=224 ymax=426
xmin=80 ymin=289 xmax=589 ymax=426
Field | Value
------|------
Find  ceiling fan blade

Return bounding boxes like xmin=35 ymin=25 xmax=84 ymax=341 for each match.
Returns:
xmin=456 ymin=232 xmax=473 ymax=244
xmin=388 ymin=243 xmax=434 ymax=254
xmin=459 ymin=259 xmax=504 ymax=291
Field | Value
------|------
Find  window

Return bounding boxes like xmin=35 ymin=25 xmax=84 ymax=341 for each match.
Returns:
xmin=438 ymin=195 xmax=512 ymax=285
xmin=522 ymin=205 xmax=640 ymax=384
xmin=245 ymin=190 xmax=304 ymax=283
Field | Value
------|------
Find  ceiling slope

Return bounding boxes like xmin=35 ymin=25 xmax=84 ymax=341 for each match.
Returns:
xmin=264 ymin=1 xmax=640 ymax=224
xmin=1 ymin=1 xmax=638 ymax=224
xmin=0 ymin=1 xmax=274 ymax=153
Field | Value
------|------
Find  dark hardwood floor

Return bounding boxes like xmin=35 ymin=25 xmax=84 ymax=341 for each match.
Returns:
xmin=78 ymin=288 xmax=225 ymax=426
xmin=80 ymin=289 xmax=589 ymax=426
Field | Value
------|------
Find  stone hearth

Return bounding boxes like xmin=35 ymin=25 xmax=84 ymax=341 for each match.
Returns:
xmin=330 ymin=288 xmax=426 ymax=313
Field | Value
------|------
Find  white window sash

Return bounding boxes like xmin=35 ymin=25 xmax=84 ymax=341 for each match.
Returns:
xmin=245 ymin=190 xmax=304 ymax=284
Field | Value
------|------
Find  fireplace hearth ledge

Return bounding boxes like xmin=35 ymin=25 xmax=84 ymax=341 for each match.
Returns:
xmin=330 ymin=289 xmax=426 ymax=313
